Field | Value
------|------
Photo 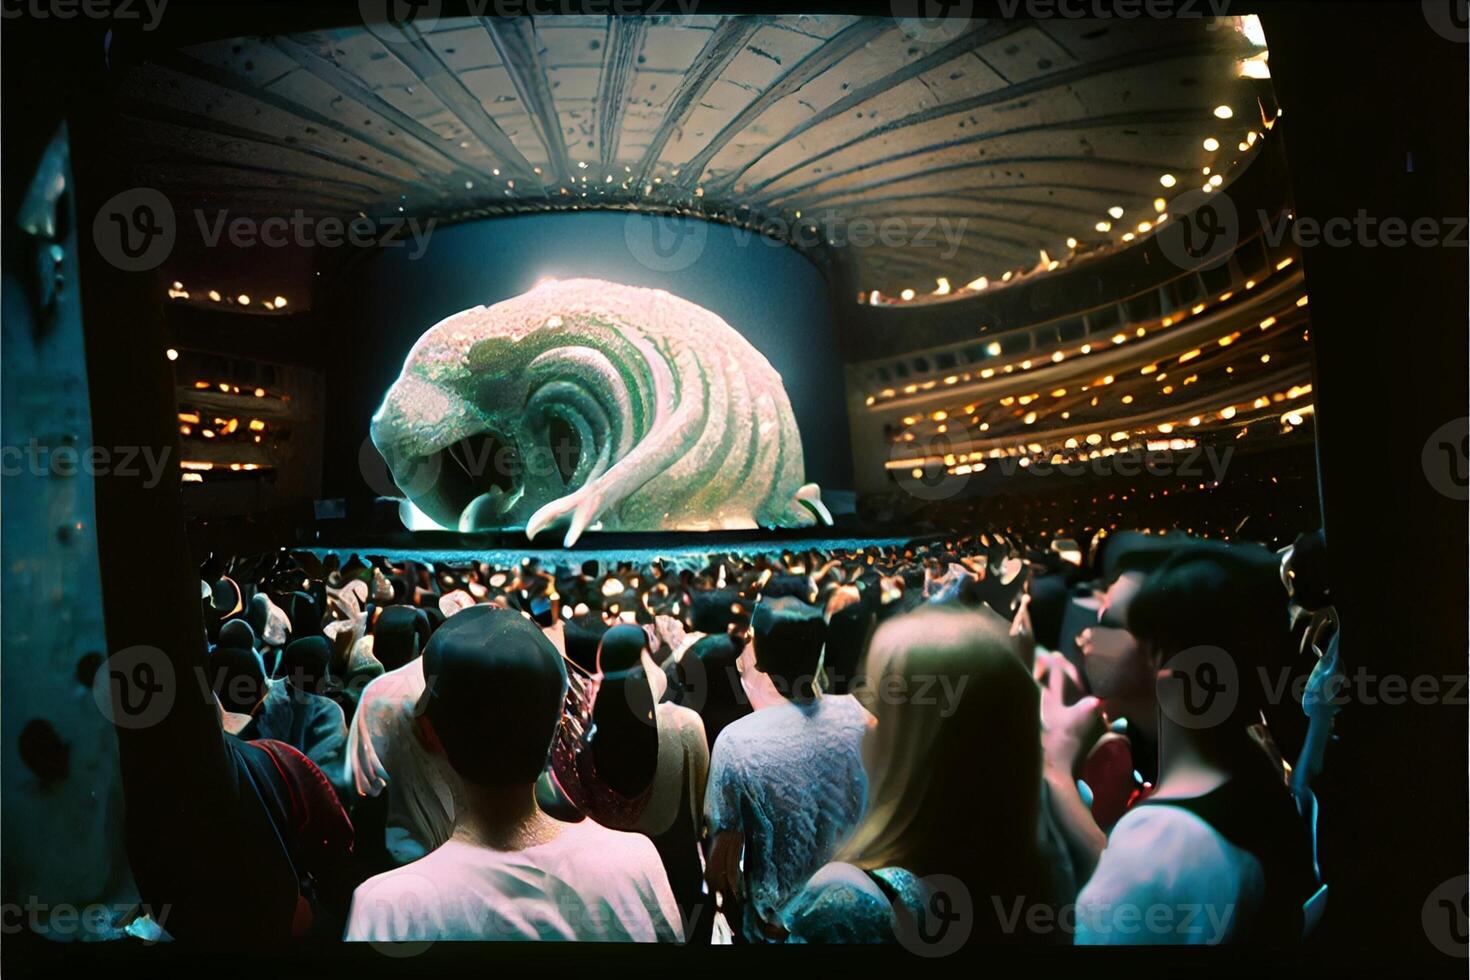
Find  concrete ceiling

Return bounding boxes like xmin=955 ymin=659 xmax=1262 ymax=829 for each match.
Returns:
xmin=114 ymin=13 xmax=1274 ymax=302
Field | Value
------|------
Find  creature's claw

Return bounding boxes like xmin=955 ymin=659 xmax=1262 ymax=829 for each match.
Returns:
xmin=525 ymin=495 xmax=577 ymax=542
xmin=795 ymin=483 xmax=832 ymax=526
xmin=526 ymin=485 xmax=606 ymax=546
xmin=563 ymin=493 xmax=605 ymax=548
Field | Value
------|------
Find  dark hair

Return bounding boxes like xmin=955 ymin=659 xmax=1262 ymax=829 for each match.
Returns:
xmin=591 ymin=625 xmax=659 ymax=798
xmin=751 ymin=597 xmax=827 ymax=701
xmin=1105 ymin=530 xmax=1191 ymax=583
xmin=762 ymin=574 xmax=816 ymax=602
xmin=679 ymin=635 xmax=743 ymax=706
xmin=563 ymin=614 xmax=609 ymax=675
xmin=1026 ymin=572 xmax=1070 ymax=653
xmin=217 ymin=618 xmax=256 ymax=651
xmin=373 ymin=605 xmax=421 ymax=671
xmin=210 ymin=643 xmax=267 ymax=715
xmin=823 ymin=601 xmax=873 ymax=696
xmin=276 ymin=636 xmax=331 ymax=695
xmin=1128 ymin=540 xmax=1293 ymax=729
xmin=423 ymin=607 xmax=568 ymax=787
xmin=690 ymin=589 xmax=741 ymax=635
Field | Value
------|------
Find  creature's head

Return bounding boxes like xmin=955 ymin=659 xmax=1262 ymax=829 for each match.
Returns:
xmin=370 ymin=284 xmax=614 ymax=534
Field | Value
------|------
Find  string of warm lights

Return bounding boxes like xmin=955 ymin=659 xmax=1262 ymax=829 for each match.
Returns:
xmin=886 ymin=380 xmax=1312 ymax=479
xmin=179 ymin=459 xmax=274 ymax=483
xmin=167 ymin=281 xmax=290 ymax=311
xmin=864 ymin=257 xmax=1302 ymax=410
xmin=862 ymin=110 xmax=1281 ymax=309
xmin=862 ymin=14 xmax=1275 ymax=308
xmin=886 ymin=341 xmax=1311 ymax=456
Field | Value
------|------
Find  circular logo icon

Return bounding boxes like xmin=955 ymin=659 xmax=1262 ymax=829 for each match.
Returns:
xmin=892 ymin=0 xmax=975 ymax=45
xmin=359 ymin=436 xmax=443 ymax=501
xmin=1156 ymin=645 xmax=1238 ymax=730
xmin=889 ymin=418 xmax=977 ymax=502
xmin=93 ymin=645 xmax=176 ymax=730
xmin=1156 ymin=187 xmax=1239 ymax=272
xmin=1421 ymin=417 xmax=1469 ymax=501
xmin=358 ymin=870 xmax=440 ymax=955
xmin=92 ymin=188 xmax=176 ymax=272
xmin=359 ymin=0 xmax=441 ymax=44
xmin=624 ymin=213 xmax=708 ymax=272
xmin=1423 ymin=874 xmax=1469 ymax=957
xmin=1423 ymin=0 xmax=1469 ymax=43
xmin=892 ymin=873 xmax=973 ymax=956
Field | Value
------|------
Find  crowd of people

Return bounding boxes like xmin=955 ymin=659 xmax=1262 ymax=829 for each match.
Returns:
xmin=165 ymin=526 xmax=1338 ymax=947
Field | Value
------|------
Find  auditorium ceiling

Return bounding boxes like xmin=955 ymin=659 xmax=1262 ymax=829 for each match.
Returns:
xmin=114 ymin=13 xmax=1275 ymax=305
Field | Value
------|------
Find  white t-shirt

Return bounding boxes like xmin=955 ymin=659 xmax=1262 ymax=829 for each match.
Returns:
xmin=344 ymin=822 xmax=684 ymax=942
xmin=705 ymin=693 xmax=872 ymax=938
xmin=344 ymin=658 xmax=461 ymax=863
xmin=1074 ymin=803 xmax=1265 ymax=944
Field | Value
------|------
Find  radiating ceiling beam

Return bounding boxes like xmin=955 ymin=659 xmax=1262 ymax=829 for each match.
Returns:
xmin=481 ymin=17 xmax=572 ymax=181
xmin=723 ymin=35 xmax=1240 ymax=199
xmin=706 ymin=18 xmax=1021 ymax=195
xmin=277 ymin=30 xmax=536 ymax=181
xmin=671 ymin=17 xmax=889 ymax=190
xmin=112 ymin=99 xmax=421 ymax=200
xmin=596 ymin=17 xmax=647 ymax=169
xmin=632 ymin=16 xmax=765 ymax=186
xmin=781 ymin=153 xmax=1179 ymax=212
xmin=156 ymin=50 xmax=463 ymax=197
xmin=749 ymin=107 xmax=1217 ymax=207
xmin=820 ymin=182 xmax=1161 ymax=214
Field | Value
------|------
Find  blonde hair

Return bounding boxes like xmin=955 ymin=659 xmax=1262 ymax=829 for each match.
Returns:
xmin=837 ymin=603 xmax=1046 ymax=894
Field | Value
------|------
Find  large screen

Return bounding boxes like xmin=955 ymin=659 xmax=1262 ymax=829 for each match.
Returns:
xmin=323 ymin=211 xmax=854 ymax=532
xmin=369 ymin=277 xmax=832 ymax=545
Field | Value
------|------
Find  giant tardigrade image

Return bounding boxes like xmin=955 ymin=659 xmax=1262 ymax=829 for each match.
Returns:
xmin=371 ymin=279 xmax=831 ymax=546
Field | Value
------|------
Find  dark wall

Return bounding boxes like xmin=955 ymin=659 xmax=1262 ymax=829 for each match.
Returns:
xmin=1263 ymin=4 xmax=1468 ymax=971
xmin=321 ymin=210 xmax=853 ymax=502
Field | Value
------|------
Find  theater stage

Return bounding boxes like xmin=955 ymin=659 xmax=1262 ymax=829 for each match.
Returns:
xmin=302 ymin=526 xmax=927 ymax=571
